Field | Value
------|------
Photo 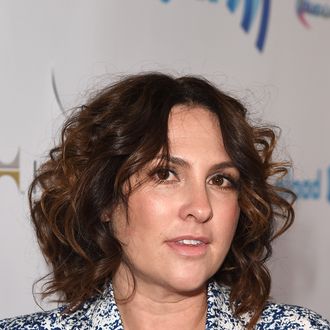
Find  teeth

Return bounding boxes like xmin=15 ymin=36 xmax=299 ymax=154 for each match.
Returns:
xmin=178 ymin=239 xmax=203 ymax=246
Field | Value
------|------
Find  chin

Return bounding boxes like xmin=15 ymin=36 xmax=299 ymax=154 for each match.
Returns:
xmin=165 ymin=273 xmax=210 ymax=295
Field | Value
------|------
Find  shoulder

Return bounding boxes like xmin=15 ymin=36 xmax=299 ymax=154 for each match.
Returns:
xmin=257 ymin=302 xmax=330 ymax=330
xmin=0 ymin=300 xmax=95 ymax=330
xmin=0 ymin=283 xmax=124 ymax=330
xmin=208 ymin=281 xmax=330 ymax=330
xmin=0 ymin=309 xmax=63 ymax=330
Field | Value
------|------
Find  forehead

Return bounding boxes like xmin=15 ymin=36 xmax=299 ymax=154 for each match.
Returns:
xmin=168 ymin=105 xmax=221 ymax=141
xmin=169 ymin=104 xmax=220 ymax=131
xmin=167 ymin=105 xmax=229 ymax=161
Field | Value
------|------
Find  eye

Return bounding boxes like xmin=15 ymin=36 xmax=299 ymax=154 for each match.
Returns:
xmin=153 ymin=168 xmax=177 ymax=183
xmin=208 ymin=173 xmax=237 ymax=189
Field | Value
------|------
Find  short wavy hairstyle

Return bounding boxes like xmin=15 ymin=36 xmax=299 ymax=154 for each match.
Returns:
xmin=30 ymin=72 xmax=295 ymax=329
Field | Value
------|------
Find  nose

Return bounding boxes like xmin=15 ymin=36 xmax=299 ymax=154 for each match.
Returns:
xmin=179 ymin=183 xmax=213 ymax=223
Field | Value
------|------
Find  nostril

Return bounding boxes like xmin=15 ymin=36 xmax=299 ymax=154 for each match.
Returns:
xmin=178 ymin=185 xmax=213 ymax=222
xmin=184 ymin=201 xmax=213 ymax=223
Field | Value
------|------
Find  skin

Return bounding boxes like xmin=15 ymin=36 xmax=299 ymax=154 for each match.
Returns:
xmin=112 ymin=105 xmax=240 ymax=330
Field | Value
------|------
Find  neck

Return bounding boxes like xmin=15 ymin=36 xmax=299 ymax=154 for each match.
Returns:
xmin=112 ymin=266 xmax=208 ymax=330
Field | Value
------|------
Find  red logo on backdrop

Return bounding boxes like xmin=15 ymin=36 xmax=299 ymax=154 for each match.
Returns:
xmin=296 ymin=0 xmax=330 ymax=27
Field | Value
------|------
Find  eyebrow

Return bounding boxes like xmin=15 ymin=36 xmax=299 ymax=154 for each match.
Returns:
xmin=161 ymin=156 xmax=238 ymax=172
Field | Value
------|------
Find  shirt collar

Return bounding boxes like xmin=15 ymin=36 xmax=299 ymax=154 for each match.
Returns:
xmin=90 ymin=280 xmax=244 ymax=329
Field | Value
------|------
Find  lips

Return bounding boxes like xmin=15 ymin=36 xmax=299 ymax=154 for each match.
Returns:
xmin=166 ymin=236 xmax=210 ymax=257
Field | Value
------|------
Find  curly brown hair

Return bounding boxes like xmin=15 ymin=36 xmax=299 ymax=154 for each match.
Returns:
xmin=29 ymin=72 xmax=295 ymax=329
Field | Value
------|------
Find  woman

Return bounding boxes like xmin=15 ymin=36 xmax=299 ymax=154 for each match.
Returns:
xmin=1 ymin=73 xmax=329 ymax=329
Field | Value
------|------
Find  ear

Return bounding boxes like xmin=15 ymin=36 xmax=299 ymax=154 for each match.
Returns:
xmin=101 ymin=210 xmax=111 ymax=222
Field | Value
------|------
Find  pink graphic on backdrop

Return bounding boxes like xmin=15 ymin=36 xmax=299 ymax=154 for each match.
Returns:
xmin=298 ymin=10 xmax=311 ymax=27
xmin=296 ymin=0 xmax=330 ymax=28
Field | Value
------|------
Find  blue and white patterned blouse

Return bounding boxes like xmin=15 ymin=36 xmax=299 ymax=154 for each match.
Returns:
xmin=1 ymin=281 xmax=329 ymax=329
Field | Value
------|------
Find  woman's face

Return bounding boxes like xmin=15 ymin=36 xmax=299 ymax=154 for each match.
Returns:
xmin=112 ymin=105 xmax=240 ymax=295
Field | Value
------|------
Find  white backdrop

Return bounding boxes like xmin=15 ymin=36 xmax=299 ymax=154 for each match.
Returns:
xmin=0 ymin=0 xmax=329 ymax=321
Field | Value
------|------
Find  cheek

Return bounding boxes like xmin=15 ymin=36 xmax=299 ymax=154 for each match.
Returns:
xmin=123 ymin=191 xmax=172 ymax=236
xmin=214 ymin=197 xmax=240 ymax=238
xmin=227 ymin=200 xmax=240 ymax=229
xmin=227 ymin=210 xmax=240 ymax=240
xmin=229 ymin=202 xmax=240 ymax=225
xmin=214 ymin=192 xmax=240 ymax=217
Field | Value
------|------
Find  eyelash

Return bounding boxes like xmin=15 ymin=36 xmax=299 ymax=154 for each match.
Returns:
xmin=150 ymin=167 xmax=239 ymax=190
xmin=207 ymin=173 xmax=239 ymax=190
xmin=150 ymin=168 xmax=178 ymax=184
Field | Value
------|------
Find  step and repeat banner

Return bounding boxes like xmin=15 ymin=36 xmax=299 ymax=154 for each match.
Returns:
xmin=1 ymin=0 xmax=329 ymax=321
